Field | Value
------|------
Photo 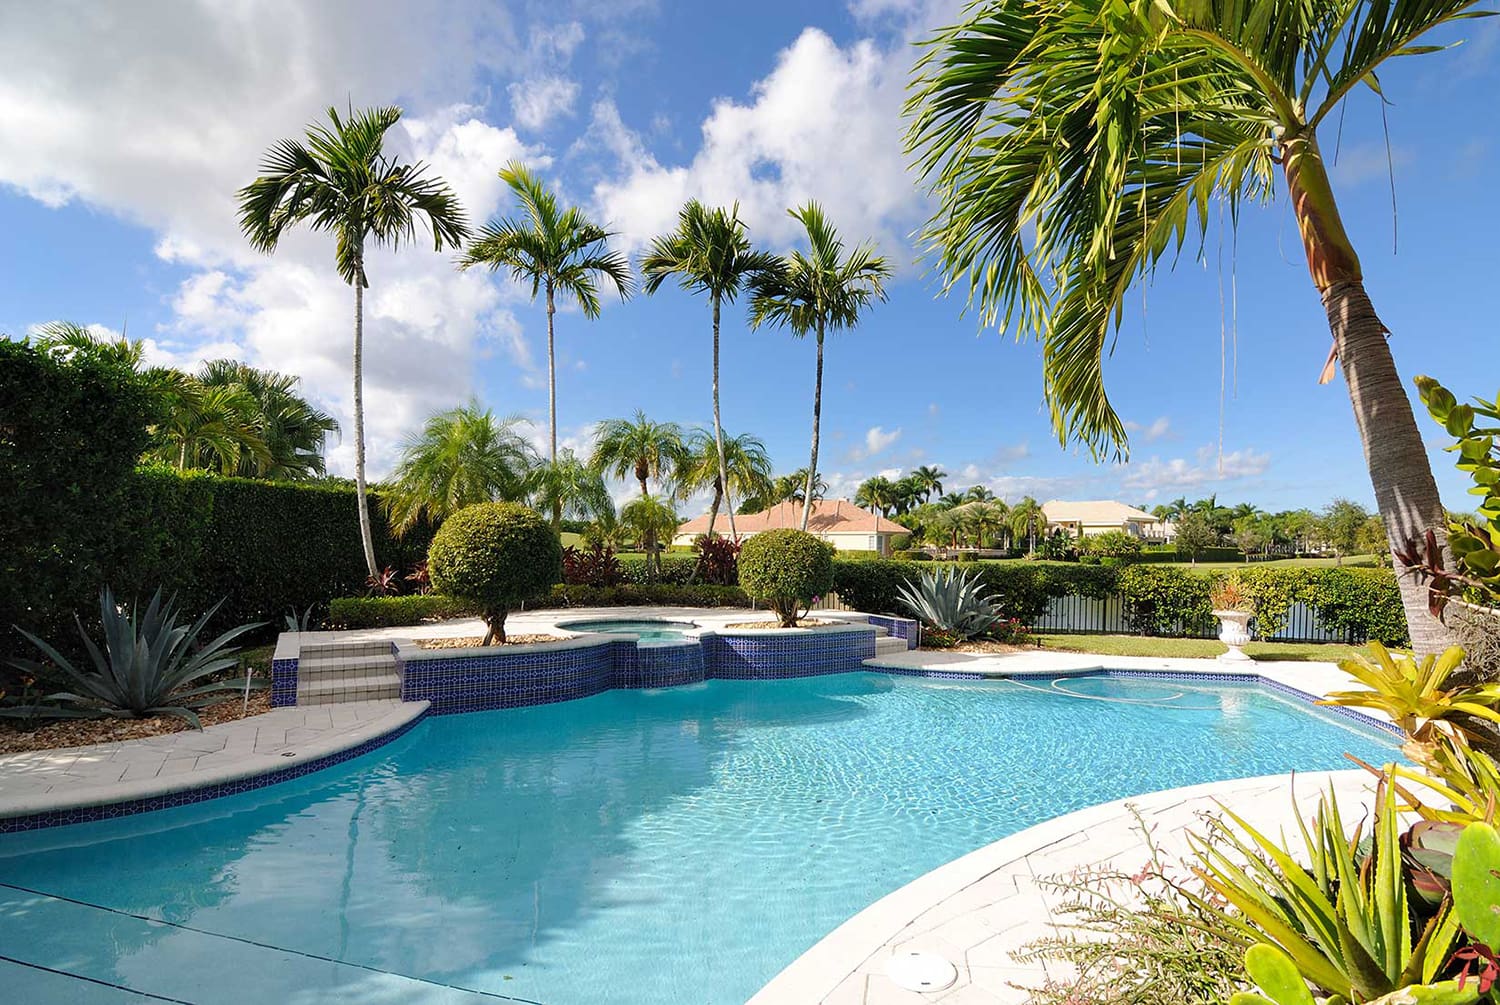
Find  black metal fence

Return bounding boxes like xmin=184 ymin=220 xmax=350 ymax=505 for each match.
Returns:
xmin=1031 ymin=594 xmax=1363 ymax=644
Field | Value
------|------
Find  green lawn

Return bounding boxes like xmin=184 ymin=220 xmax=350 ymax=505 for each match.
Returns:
xmin=561 ymin=531 xmax=583 ymax=547
xmin=1033 ymin=633 xmax=1363 ymax=663
xmin=983 ymin=554 xmax=1383 ymax=571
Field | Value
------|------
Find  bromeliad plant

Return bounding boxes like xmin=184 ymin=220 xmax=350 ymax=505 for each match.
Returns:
xmin=3 ymin=587 xmax=263 ymax=727
xmin=896 ymin=567 xmax=1004 ymax=643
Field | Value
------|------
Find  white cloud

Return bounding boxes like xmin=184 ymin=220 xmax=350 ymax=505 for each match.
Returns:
xmin=1121 ymin=446 xmax=1272 ymax=493
xmin=1123 ymin=415 xmax=1173 ymax=443
xmin=849 ymin=424 xmax=901 ymax=461
xmin=509 ymin=76 xmax=581 ymax=131
xmin=588 ymin=27 xmax=927 ymax=258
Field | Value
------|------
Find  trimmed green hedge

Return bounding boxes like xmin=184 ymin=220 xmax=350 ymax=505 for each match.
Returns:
xmin=619 ymin=555 xmax=698 ymax=584
xmin=831 ymin=559 xmax=1408 ymax=645
xmin=549 ymin=584 xmax=751 ymax=608
xmin=327 ymin=595 xmax=478 ymax=629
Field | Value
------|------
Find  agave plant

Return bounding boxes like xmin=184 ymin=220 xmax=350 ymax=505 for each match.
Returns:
xmin=4 ymin=587 xmax=263 ymax=727
xmin=896 ymin=567 xmax=1003 ymax=641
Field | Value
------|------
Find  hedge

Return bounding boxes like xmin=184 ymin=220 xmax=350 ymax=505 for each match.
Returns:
xmin=619 ymin=555 xmax=699 ymax=585
xmin=831 ymin=559 xmax=1409 ymax=645
xmin=327 ymin=595 xmax=478 ymax=629
xmin=548 ymin=584 xmax=751 ymax=608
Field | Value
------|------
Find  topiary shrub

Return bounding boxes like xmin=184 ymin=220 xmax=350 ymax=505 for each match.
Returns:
xmin=738 ymin=529 xmax=836 ymax=627
xmin=427 ymin=502 xmax=561 ymax=643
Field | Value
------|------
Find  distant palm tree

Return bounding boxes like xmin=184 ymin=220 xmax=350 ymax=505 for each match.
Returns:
xmin=195 ymin=360 xmax=338 ymax=480
xmin=936 ymin=491 xmax=967 ymax=509
xmin=911 ymin=465 xmax=946 ymax=502
xmin=965 ymin=485 xmax=996 ymax=503
xmin=643 ymin=201 xmax=777 ymax=540
xmin=460 ymin=160 xmax=632 ymax=485
xmin=855 ymin=475 xmax=899 ymax=517
xmin=591 ymin=412 xmax=686 ymax=564
xmin=893 ymin=475 xmax=926 ymax=515
xmin=906 ymin=1 xmax=1483 ymax=653
xmin=1009 ymin=496 xmax=1045 ymax=556
xmin=773 ymin=468 xmax=828 ymax=507
xmin=674 ymin=428 xmax=773 ymax=539
xmin=384 ymin=402 xmax=536 ymax=534
xmin=529 ymin=448 xmax=614 ymax=527
xmin=620 ymin=495 xmax=680 ymax=578
xmin=239 ymin=105 xmax=467 ymax=575
xmin=750 ymin=202 xmax=890 ymax=531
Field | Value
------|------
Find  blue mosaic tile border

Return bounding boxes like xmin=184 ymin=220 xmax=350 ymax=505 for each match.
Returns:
xmin=0 ymin=708 xmax=427 ymax=834
xmin=702 ymin=631 xmax=877 ymax=680
xmin=270 ymin=657 xmax=298 ymax=707
xmin=868 ymin=615 xmax=920 ymax=650
xmin=401 ymin=641 xmax=617 ymax=715
xmin=615 ymin=640 xmax=706 ymax=690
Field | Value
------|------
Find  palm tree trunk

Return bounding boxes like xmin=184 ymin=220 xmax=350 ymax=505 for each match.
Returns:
xmin=352 ymin=267 xmax=378 ymax=578
xmin=546 ymin=279 xmax=562 ymax=529
xmin=711 ymin=296 xmax=737 ymax=540
xmin=802 ymin=322 xmax=824 ymax=532
xmin=1284 ymin=135 xmax=1454 ymax=655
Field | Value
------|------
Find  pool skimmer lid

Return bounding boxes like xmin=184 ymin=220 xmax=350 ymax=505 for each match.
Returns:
xmin=887 ymin=950 xmax=958 ymax=993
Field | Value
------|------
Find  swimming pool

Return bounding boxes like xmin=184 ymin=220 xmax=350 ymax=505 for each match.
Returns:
xmin=0 ymin=672 xmax=1395 ymax=1004
xmin=560 ymin=617 xmax=698 ymax=641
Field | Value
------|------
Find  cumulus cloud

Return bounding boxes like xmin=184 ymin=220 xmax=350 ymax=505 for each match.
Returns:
xmin=509 ymin=76 xmax=581 ymax=131
xmin=1123 ymin=415 xmax=1174 ymax=443
xmin=1121 ymin=446 xmax=1272 ymax=493
xmin=848 ymin=425 xmax=901 ymax=461
xmin=587 ymin=26 xmax=928 ymax=258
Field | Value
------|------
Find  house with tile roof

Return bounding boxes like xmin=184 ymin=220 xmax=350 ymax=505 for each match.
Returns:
xmin=673 ymin=499 xmax=911 ymax=555
xmin=1041 ymin=500 xmax=1165 ymax=541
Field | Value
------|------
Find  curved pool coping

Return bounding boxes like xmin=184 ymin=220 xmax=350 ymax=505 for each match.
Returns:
xmin=748 ymin=767 xmax=1378 ymax=1004
xmin=0 ymin=700 xmax=429 ymax=833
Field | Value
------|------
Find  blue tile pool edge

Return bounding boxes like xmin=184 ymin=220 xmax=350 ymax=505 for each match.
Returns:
xmin=0 ymin=706 xmax=429 ymax=834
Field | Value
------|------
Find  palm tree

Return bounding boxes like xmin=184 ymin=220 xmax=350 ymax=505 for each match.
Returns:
xmin=150 ymin=378 xmax=270 ymax=475
xmin=855 ymin=475 xmax=899 ymax=517
xmin=911 ymin=465 xmax=946 ymax=502
xmin=384 ymin=401 xmax=536 ymax=534
xmin=620 ymin=495 xmax=680 ymax=578
xmin=906 ymin=1 xmax=1483 ymax=654
xmin=1009 ymin=496 xmax=1045 ymax=557
xmin=936 ymin=491 xmax=968 ymax=509
xmin=591 ymin=412 xmax=686 ymax=571
xmin=893 ymin=475 xmax=927 ymax=515
xmin=965 ymin=485 xmax=997 ymax=503
xmin=773 ymin=468 xmax=828 ymax=507
xmin=459 ymin=160 xmax=632 ymax=490
xmin=643 ymin=201 xmax=777 ymax=540
xmin=528 ymin=448 xmax=614 ymax=527
xmin=673 ymin=428 xmax=773 ymax=539
xmin=194 ymin=360 xmax=338 ymax=480
xmin=750 ymin=202 xmax=891 ymax=531
xmin=239 ymin=105 xmax=467 ymax=576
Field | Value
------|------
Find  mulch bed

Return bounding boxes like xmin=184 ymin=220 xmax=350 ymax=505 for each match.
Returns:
xmin=926 ymin=639 xmax=1028 ymax=655
xmin=722 ymin=619 xmax=838 ymax=630
xmin=0 ymin=690 xmax=273 ymax=756
xmin=415 ymin=635 xmax=566 ymax=649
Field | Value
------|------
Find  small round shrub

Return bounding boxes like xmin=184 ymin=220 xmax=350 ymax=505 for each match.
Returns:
xmin=738 ymin=529 xmax=836 ymax=627
xmin=427 ymin=502 xmax=561 ymax=643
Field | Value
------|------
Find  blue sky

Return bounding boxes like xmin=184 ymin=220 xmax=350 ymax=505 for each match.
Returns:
xmin=2 ymin=1 xmax=1496 ymax=514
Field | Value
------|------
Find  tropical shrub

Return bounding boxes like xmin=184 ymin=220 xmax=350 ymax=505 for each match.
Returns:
xmin=1309 ymin=568 xmax=1409 ymax=646
xmin=1209 ymin=575 xmax=1252 ymax=613
xmin=549 ymin=583 xmax=750 ymax=608
xmin=2 ymin=587 xmax=261 ymax=726
xmin=427 ymin=502 xmax=562 ymax=643
xmin=1117 ymin=565 xmax=1213 ymax=636
xmin=325 ymin=594 xmax=478 ymax=629
xmin=738 ymin=529 xmax=835 ymax=627
xmin=619 ymin=554 xmax=698 ymax=586
xmin=693 ymin=535 xmax=741 ymax=586
xmin=562 ymin=544 xmax=624 ymax=588
xmin=1077 ymin=530 xmax=1143 ymax=561
xmin=896 ymin=567 xmax=1004 ymax=641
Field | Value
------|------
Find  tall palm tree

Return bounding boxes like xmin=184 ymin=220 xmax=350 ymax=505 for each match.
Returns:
xmin=673 ymin=428 xmax=773 ymax=539
xmin=643 ymin=201 xmax=778 ymax=540
xmin=528 ymin=448 xmax=614 ymax=527
xmin=750 ymin=202 xmax=891 ymax=531
xmin=195 ymin=360 xmax=338 ymax=480
xmin=855 ymin=475 xmax=899 ymax=517
xmin=383 ymin=401 xmax=536 ymax=534
xmin=591 ymin=412 xmax=686 ymax=567
xmin=965 ymin=485 xmax=997 ymax=503
xmin=906 ymin=1 xmax=1485 ymax=654
xmin=776 ymin=468 xmax=828 ymax=507
xmin=936 ymin=491 xmax=968 ymax=509
xmin=1009 ymin=496 xmax=1045 ymax=557
xmin=911 ymin=464 xmax=947 ymax=502
xmin=239 ymin=105 xmax=467 ymax=576
xmin=459 ymin=160 xmax=632 ymax=492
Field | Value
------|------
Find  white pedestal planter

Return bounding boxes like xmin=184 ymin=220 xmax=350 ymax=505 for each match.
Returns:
xmin=1214 ymin=610 xmax=1254 ymax=663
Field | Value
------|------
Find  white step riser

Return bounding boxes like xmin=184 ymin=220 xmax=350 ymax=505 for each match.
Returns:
xmin=298 ymin=672 xmax=403 ymax=705
xmin=875 ymin=638 xmax=909 ymax=655
xmin=298 ymin=685 xmax=401 ymax=706
xmin=298 ymin=654 xmax=398 ymax=677
xmin=300 ymin=641 xmax=394 ymax=659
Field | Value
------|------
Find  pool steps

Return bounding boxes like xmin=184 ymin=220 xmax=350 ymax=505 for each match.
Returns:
xmin=296 ymin=644 xmax=402 ymax=705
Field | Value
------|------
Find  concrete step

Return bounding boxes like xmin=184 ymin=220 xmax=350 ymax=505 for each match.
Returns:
xmin=297 ymin=673 xmax=402 ymax=705
xmin=299 ymin=640 xmax=393 ymax=659
xmin=874 ymin=636 xmax=909 ymax=656
xmin=868 ymin=624 xmax=890 ymax=637
xmin=298 ymin=653 xmax=399 ymax=679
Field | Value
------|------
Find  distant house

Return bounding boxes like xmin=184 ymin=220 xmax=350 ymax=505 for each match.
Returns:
xmin=1042 ymin=500 xmax=1164 ymax=541
xmin=673 ymin=499 xmax=910 ymax=556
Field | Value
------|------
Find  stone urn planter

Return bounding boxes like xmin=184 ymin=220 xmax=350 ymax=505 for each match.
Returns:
xmin=1213 ymin=609 xmax=1254 ymax=663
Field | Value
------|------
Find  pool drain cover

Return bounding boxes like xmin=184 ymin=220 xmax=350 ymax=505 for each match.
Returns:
xmin=887 ymin=950 xmax=958 ymax=993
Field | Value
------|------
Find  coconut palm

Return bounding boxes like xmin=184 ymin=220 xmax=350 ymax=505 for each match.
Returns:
xmin=528 ymin=448 xmax=614 ymax=527
xmin=749 ymin=202 xmax=891 ymax=531
xmin=459 ymin=161 xmax=632 ymax=483
xmin=906 ymin=1 xmax=1484 ymax=653
xmin=643 ymin=201 xmax=778 ymax=540
xmin=911 ymin=465 xmax=947 ymax=502
xmin=965 ymin=485 xmax=997 ymax=503
xmin=239 ymin=105 xmax=467 ymax=576
xmin=1009 ymin=497 xmax=1045 ymax=557
xmin=937 ymin=491 xmax=968 ymax=509
xmin=383 ymin=401 xmax=536 ymax=534
xmin=194 ymin=361 xmax=338 ymax=480
xmin=673 ymin=428 xmax=773 ymax=539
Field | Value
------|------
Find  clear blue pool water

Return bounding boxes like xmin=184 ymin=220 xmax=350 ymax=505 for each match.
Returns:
xmin=561 ymin=618 xmax=698 ymax=641
xmin=0 ymin=673 xmax=1395 ymax=1004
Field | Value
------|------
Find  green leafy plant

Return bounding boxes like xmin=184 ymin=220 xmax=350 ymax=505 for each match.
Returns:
xmin=427 ymin=502 xmax=561 ymax=644
xmin=1211 ymin=575 xmax=1253 ymax=614
xmin=738 ymin=528 xmax=835 ymax=627
xmin=896 ymin=567 xmax=1003 ymax=641
xmin=1078 ymin=530 xmax=1143 ymax=562
xmin=4 ymin=587 xmax=262 ymax=727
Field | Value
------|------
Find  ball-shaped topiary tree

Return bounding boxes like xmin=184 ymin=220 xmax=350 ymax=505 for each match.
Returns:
xmin=738 ymin=528 xmax=835 ymax=627
xmin=427 ymin=502 xmax=562 ymax=643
